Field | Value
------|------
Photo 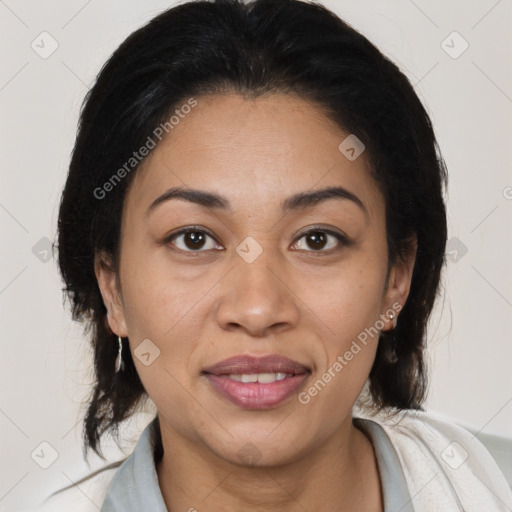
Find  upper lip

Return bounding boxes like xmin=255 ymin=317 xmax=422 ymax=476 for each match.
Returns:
xmin=203 ymin=355 xmax=311 ymax=376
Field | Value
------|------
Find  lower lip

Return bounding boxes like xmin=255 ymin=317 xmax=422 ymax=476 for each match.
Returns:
xmin=205 ymin=373 xmax=309 ymax=410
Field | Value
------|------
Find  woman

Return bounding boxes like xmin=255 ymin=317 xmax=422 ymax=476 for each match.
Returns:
xmin=40 ymin=0 xmax=512 ymax=510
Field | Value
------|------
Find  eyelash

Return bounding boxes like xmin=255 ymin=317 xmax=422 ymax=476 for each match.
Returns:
xmin=163 ymin=225 xmax=349 ymax=256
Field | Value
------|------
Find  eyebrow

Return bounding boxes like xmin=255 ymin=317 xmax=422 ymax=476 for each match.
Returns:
xmin=146 ymin=185 xmax=367 ymax=217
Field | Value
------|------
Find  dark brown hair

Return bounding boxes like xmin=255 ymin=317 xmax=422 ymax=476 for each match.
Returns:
xmin=56 ymin=0 xmax=447 ymax=461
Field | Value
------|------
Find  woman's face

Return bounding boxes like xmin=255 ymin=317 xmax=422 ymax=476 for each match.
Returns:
xmin=96 ymin=92 xmax=414 ymax=466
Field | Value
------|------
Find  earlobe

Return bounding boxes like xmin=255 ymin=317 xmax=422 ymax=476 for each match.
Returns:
xmin=94 ymin=251 xmax=128 ymax=337
xmin=383 ymin=236 xmax=417 ymax=329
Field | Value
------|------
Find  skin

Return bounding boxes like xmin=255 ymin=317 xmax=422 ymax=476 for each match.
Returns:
xmin=95 ymin=92 xmax=416 ymax=511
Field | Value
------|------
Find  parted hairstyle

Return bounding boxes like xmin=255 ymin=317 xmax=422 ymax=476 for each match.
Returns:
xmin=56 ymin=0 xmax=447 ymax=461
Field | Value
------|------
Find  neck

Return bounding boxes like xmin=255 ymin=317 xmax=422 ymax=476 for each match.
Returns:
xmin=155 ymin=418 xmax=383 ymax=512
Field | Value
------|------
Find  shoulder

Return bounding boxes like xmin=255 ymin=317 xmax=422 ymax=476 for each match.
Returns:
xmin=354 ymin=406 xmax=512 ymax=511
xmin=35 ymin=465 xmax=119 ymax=512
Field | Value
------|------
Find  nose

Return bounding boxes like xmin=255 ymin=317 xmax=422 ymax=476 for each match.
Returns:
xmin=215 ymin=247 xmax=300 ymax=338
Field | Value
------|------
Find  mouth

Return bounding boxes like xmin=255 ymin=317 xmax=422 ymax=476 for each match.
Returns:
xmin=202 ymin=355 xmax=311 ymax=410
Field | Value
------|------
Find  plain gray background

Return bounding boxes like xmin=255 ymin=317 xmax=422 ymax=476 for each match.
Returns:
xmin=1 ymin=0 xmax=511 ymax=510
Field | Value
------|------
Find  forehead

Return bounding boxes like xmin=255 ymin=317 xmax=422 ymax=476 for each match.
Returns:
xmin=124 ymin=92 xmax=382 ymax=219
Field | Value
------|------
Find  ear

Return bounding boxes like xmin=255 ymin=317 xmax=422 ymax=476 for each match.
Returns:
xmin=381 ymin=236 xmax=417 ymax=331
xmin=94 ymin=251 xmax=128 ymax=337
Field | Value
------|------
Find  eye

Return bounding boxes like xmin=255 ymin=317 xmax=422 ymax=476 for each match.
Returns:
xmin=292 ymin=228 xmax=348 ymax=253
xmin=165 ymin=227 xmax=222 ymax=253
xmin=164 ymin=225 xmax=348 ymax=255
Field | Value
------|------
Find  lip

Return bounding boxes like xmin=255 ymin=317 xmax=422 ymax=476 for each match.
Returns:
xmin=202 ymin=355 xmax=311 ymax=410
xmin=203 ymin=354 xmax=311 ymax=375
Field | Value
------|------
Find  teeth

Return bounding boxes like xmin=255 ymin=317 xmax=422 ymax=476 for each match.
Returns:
xmin=228 ymin=372 xmax=292 ymax=383
xmin=240 ymin=374 xmax=258 ymax=383
xmin=257 ymin=372 xmax=277 ymax=383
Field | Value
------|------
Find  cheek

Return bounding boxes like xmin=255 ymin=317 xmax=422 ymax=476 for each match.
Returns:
xmin=300 ymin=255 xmax=387 ymax=401
xmin=120 ymin=243 xmax=205 ymax=337
xmin=118 ymin=249 xmax=210 ymax=397
xmin=315 ymin=255 xmax=387 ymax=340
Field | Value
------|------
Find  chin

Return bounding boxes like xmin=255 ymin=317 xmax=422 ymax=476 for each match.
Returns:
xmin=202 ymin=424 xmax=311 ymax=469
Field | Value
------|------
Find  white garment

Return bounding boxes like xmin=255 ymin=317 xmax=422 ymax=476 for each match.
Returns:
xmin=354 ymin=407 xmax=512 ymax=511
xmin=33 ymin=407 xmax=512 ymax=511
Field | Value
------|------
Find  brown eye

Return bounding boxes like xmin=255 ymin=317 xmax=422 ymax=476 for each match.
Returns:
xmin=305 ymin=231 xmax=328 ymax=250
xmin=293 ymin=228 xmax=347 ymax=253
xmin=166 ymin=228 xmax=221 ymax=252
